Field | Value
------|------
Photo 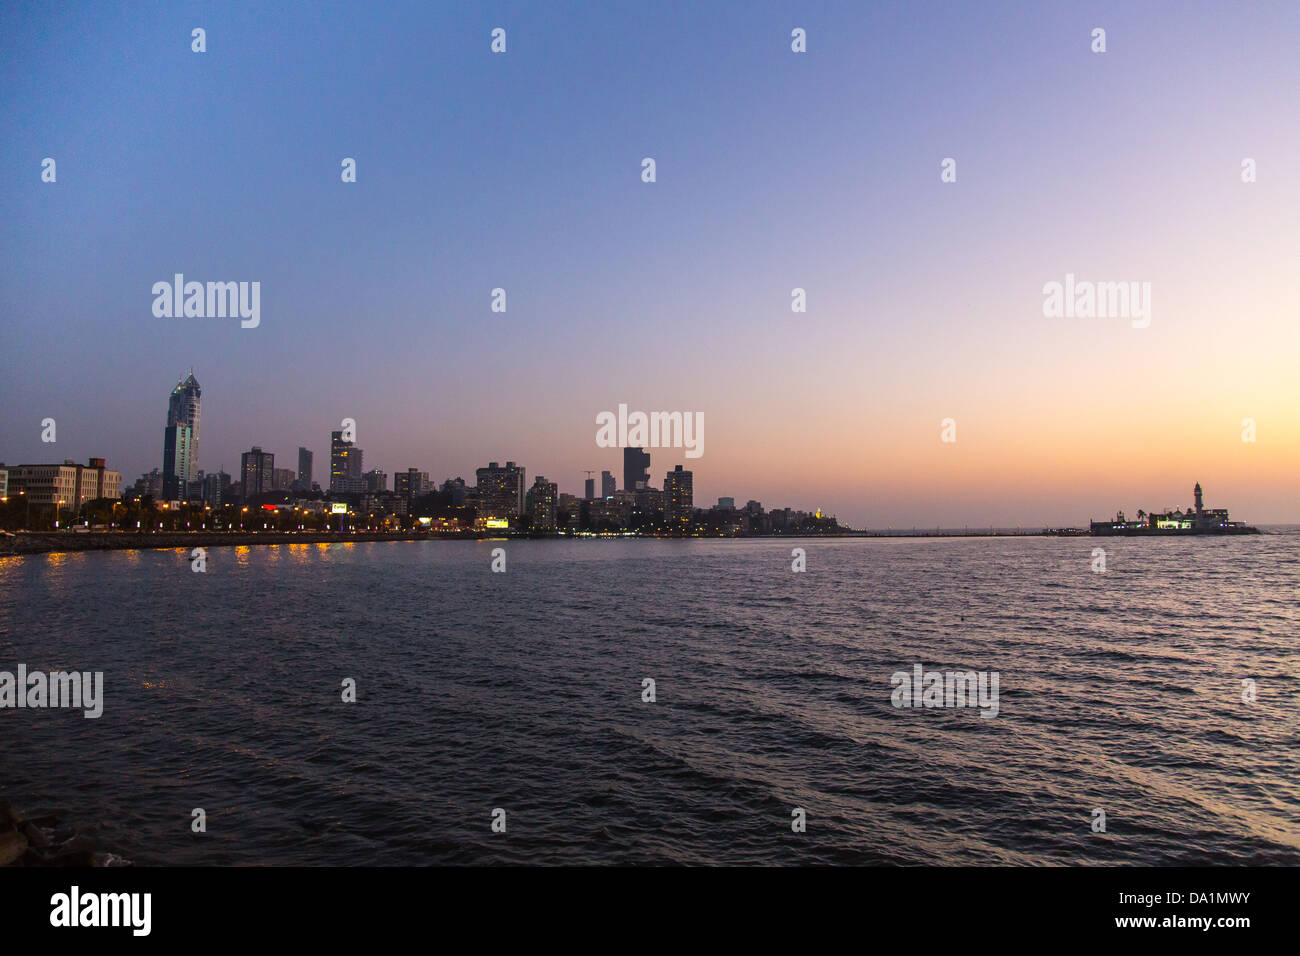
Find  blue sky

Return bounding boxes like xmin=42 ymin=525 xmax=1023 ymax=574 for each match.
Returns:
xmin=3 ymin=1 xmax=1297 ymax=525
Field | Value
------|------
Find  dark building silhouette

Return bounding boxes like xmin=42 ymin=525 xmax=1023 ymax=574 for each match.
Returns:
xmin=624 ymin=447 xmax=650 ymax=492
xmin=162 ymin=424 xmax=191 ymax=500
xmin=241 ymin=447 xmax=274 ymax=499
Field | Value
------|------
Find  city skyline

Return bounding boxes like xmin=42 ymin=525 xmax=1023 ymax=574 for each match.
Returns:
xmin=1 ymin=364 xmax=1293 ymax=528
xmin=0 ymin=374 xmax=1276 ymax=536
xmin=3 ymin=1 xmax=1298 ymax=526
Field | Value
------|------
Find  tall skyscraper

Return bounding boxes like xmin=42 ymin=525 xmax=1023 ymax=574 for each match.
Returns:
xmin=624 ymin=447 xmax=650 ymax=492
xmin=241 ymin=447 xmax=274 ymax=499
xmin=584 ymin=476 xmax=595 ymax=500
xmin=297 ymin=447 xmax=313 ymax=487
xmin=162 ymin=371 xmax=200 ymax=499
xmin=600 ymin=470 xmax=615 ymax=498
xmin=167 ymin=372 xmax=201 ymax=469
xmin=664 ymin=465 xmax=693 ymax=527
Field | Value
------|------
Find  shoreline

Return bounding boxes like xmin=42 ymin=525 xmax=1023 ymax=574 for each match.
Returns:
xmin=1 ymin=529 xmax=1038 ymax=557
xmin=0 ymin=526 xmax=1277 ymax=558
xmin=0 ymin=800 xmax=122 ymax=868
xmin=0 ymin=530 xmax=464 ymax=558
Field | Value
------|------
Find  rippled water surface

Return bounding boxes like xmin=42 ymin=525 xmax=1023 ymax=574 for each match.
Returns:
xmin=2 ymin=534 xmax=1298 ymax=865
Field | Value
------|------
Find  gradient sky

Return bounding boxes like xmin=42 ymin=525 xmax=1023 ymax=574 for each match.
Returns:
xmin=2 ymin=0 xmax=1297 ymax=527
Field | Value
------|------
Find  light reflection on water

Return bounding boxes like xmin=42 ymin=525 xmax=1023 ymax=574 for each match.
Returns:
xmin=0 ymin=534 xmax=1298 ymax=865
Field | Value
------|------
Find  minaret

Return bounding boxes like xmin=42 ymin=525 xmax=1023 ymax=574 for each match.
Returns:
xmin=1194 ymin=482 xmax=1203 ymax=514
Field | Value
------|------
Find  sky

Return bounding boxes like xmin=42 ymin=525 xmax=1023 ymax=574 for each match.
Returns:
xmin=2 ymin=0 xmax=1297 ymax=527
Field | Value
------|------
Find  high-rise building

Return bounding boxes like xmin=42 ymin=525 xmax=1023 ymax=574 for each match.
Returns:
xmin=557 ymin=492 xmax=582 ymax=530
xmin=162 ymin=372 xmax=201 ymax=498
xmin=241 ymin=447 xmax=274 ymax=499
xmin=587 ymin=495 xmax=627 ymax=530
xmin=394 ymin=468 xmax=430 ymax=497
xmin=133 ymin=469 xmax=163 ymax=499
xmin=624 ymin=447 xmax=650 ymax=492
xmin=272 ymin=467 xmax=296 ymax=491
xmin=202 ymin=470 xmax=229 ymax=507
xmin=162 ymin=423 xmax=193 ymax=500
xmin=584 ymin=476 xmax=595 ymax=500
xmin=664 ymin=465 xmax=693 ymax=527
xmin=363 ymin=469 xmax=387 ymax=493
xmin=526 ymin=476 xmax=558 ymax=530
xmin=442 ymin=477 xmax=469 ymax=505
xmin=634 ymin=485 xmax=665 ymax=526
xmin=330 ymin=431 xmax=358 ymax=492
xmin=475 ymin=461 xmax=526 ymax=519
xmin=600 ymin=470 xmax=616 ymax=499
xmin=297 ymin=448 xmax=313 ymax=487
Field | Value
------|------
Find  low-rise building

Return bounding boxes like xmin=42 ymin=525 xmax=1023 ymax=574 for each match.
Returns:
xmin=7 ymin=458 xmax=122 ymax=509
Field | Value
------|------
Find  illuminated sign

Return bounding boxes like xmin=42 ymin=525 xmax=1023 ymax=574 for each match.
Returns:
xmin=484 ymin=518 xmax=509 ymax=529
xmin=330 ymin=503 xmax=348 ymax=515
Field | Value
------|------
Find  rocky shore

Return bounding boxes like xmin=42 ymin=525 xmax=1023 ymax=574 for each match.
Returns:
xmin=0 ymin=801 xmax=125 ymax=867
xmin=0 ymin=529 xmax=468 ymax=558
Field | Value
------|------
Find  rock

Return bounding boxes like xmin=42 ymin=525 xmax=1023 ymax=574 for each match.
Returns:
xmin=41 ymin=847 xmax=96 ymax=867
xmin=19 ymin=821 xmax=50 ymax=848
xmin=54 ymin=835 xmax=96 ymax=855
xmin=0 ymin=828 xmax=29 ymax=866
